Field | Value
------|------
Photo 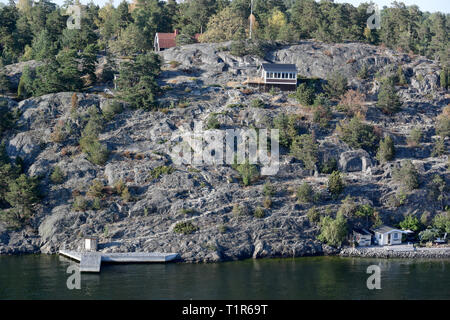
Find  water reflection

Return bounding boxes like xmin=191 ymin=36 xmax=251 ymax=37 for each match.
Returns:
xmin=0 ymin=255 xmax=449 ymax=300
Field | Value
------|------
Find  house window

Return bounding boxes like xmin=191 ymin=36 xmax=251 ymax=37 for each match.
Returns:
xmin=393 ymin=233 xmax=398 ymax=239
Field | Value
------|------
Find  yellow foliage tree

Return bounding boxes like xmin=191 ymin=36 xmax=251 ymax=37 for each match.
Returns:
xmin=265 ymin=9 xmax=287 ymax=40
xmin=199 ymin=7 xmax=247 ymax=43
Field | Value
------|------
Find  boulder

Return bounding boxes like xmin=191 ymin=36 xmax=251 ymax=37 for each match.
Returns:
xmin=339 ymin=149 xmax=373 ymax=173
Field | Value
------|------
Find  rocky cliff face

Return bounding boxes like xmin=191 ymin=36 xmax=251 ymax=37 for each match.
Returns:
xmin=0 ymin=41 xmax=448 ymax=262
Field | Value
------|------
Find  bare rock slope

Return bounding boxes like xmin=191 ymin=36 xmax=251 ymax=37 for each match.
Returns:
xmin=0 ymin=41 xmax=448 ymax=262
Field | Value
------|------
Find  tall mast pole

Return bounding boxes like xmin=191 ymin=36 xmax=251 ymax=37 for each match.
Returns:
xmin=250 ymin=0 xmax=254 ymax=40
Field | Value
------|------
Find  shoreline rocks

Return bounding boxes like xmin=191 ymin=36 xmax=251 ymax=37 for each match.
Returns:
xmin=339 ymin=247 xmax=450 ymax=259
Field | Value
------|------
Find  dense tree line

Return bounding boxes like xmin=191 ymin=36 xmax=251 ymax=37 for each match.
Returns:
xmin=0 ymin=0 xmax=447 ymax=108
xmin=0 ymin=0 xmax=447 ymax=66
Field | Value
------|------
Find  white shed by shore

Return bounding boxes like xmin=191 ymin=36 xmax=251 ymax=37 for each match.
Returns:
xmin=373 ymin=225 xmax=406 ymax=246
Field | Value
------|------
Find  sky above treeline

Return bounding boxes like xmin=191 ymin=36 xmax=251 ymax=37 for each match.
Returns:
xmin=2 ymin=0 xmax=449 ymax=14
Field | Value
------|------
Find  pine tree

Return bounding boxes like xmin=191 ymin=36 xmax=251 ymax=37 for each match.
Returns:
xmin=377 ymin=76 xmax=401 ymax=114
xmin=81 ymin=43 xmax=98 ymax=85
xmin=377 ymin=135 xmax=395 ymax=163
xmin=116 ymin=52 xmax=162 ymax=110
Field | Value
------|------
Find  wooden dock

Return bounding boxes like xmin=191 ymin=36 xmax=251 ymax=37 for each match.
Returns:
xmin=59 ymin=250 xmax=179 ymax=273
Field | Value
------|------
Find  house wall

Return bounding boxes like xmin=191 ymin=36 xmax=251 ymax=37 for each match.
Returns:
xmin=390 ymin=232 xmax=402 ymax=245
xmin=262 ymin=71 xmax=297 ymax=85
xmin=356 ymin=234 xmax=372 ymax=247
xmin=249 ymin=83 xmax=297 ymax=92
xmin=375 ymin=231 xmax=402 ymax=246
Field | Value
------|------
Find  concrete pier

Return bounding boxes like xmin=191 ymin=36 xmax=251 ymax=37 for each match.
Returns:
xmin=59 ymin=250 xmax=179 ymax=273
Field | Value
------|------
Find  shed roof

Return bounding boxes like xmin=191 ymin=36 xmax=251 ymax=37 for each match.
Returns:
xmin=373 ymin=225 xmax=403 ymax=234
xmin=353 ymin=228 xmax=372 ymax=236
xmin=262 ymin=63 xmax=297 ymax=73
xmin=156 ymin=33 xmax=176 ymax=49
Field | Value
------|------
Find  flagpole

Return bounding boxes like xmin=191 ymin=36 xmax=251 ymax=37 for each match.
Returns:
xmin=250 ymin=0 xmax=254 ymax=40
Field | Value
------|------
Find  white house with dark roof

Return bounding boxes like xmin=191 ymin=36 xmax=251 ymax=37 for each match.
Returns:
xmin=260 ymin=63 xmax=297 ymax=88
xmin=373 ymin=225 xmax=406 ymax=246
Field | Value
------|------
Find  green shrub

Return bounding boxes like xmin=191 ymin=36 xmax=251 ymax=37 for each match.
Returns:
xmin=150 ymin=166 xmax=174 ymax=179
xmin=121 ymin=187 xmax=131 ymax=202
xmin=407 ymin=128 xmax=423 ymax=147
xmin=114 ymin=179 xmax=126 ymax=194
xmin=174 ymin=221 xmax=199 ymax=235
xmin=103 ymin=101 xmax=123 ymax=121
xmin=254 ymin=207 xmax=265 ymax=218
xmin=432 ymin=137 xmax=446 ymax=157
xmin=232 ymin=204 xmax=245 ymax=217
xmin=399 ymin=214 xmax=421 ymax=232
xmin=92 ymin=198 xmax=101 ymax=211
xmin=297 ymin=182 xmax=314 ymax=204
xmin=313 ymin=105 xmax=333 ymax=128
xmin=229 ymin=40 xmax=267 ymax=58
xmin=313 ymin=93 xmax=331 ymax=107
xmin=432 ymin=212 xmax=450 ymax=234
xmin=273 ymin=114 xmax=299 ymax=149
xmin=229 ymin=40 xmax=247 ymax=57
xmin=320 ymin=158 xmax=338 ymax=174
xmin=234 ymin=160 xmax=259 ymax=186
xmin=218 ymin=224 xmax=229 ymax=234
xmin=87 ymin=180 xmax=104 ymax=198
xmin=2 ymin=174 xmax=40 ymax=226
xmin=376 ymin=135 xmax=395 ymax=163
xmin=323 ymin=71 xmax=348 ymax=99
xmin=269 ymin=87 xmax=278 ymax=96
xmin=354 ymin=204 xmax=375 ymax=219
xmin=307 ymin=207 xmax=321 ymax=224
xmin=318 ymin=212 xmax=348 ymax=247
xmin=436 ymin=107 xmax=450 ymax=138
xmin=328 ymin=171 xmax=345 ymax=196
xmin=251 ymin=99 xmax=265 ymax=108
xmin=377 ymin=76 xmax=401 ymax=114
xmin=73 ymin=196 xmax=89 ymax=212
xmin=180 ymin=208 xmax=197 ymax=216
xmin=50 ymin=166 xmax=65 ymax=184
xmin=337 ymin=117 xmax=380 ymax=152
xmin=116 ymin=53 xmax=162 ymax=110
xmin=357 ymin=64 xmax=369 ymax=79
xmin=419 ymin=228 xmax=440 ymax=243
xmin=293 ymin=83 xmax=315 ymax=106
xmin=393 ymin=160 xmax=419 ymax=191
xmin=79 ymin=109 xmax=110 ymax=166
xmin=263 ymin=182 xmax=275 ymax=197
xmin=290 ymin=134 xmax=318 ymax=171
xmin=0 ymin=101 xmax=18 ymax=138
xmin=397 ymin=66 xmax=407 ymax=86
xmin=440 ymin=67 xmax=448 ymax=89
xmin=427 ymin=175 xmax=447 ymax=209
xmin=206 ymin=114 xmax=220 ymax=130
xmin=263 ymin=196 xmax=272 ymax=209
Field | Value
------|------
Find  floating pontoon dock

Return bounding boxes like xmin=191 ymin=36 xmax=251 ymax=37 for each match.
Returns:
xmin=59 ymin=250 xmax=180 ymax=273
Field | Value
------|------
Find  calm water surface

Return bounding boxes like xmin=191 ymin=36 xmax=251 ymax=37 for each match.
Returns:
xmin=0 ymin=255 xmax=449 ymax=299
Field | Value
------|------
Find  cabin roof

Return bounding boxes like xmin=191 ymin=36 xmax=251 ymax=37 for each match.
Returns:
xmin=353 ymin=228 xmax=372 ymax=236
xmin=262 ymin=63 xmax=297 ymax=73
xmin=155 ymin=33 xmax=177 ymax=49
xmin=372 ymin=225 xmax=402 ymax=234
